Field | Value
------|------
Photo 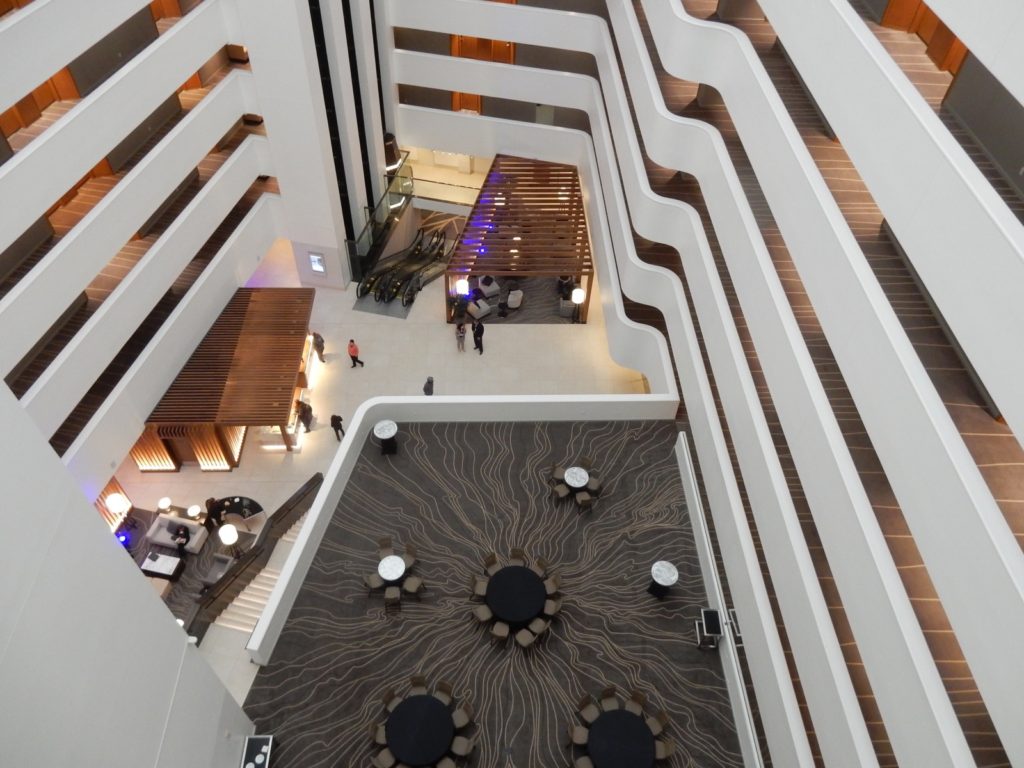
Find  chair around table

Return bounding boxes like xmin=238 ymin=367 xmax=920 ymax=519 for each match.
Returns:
xmin=373 ymin=748 xmax=396 ymax=768
xmin=490 ymin=621 xmax=510 ymax=643
xmin=578 ymin=456 xmax=594 ymax=471
xmin=452 ymin=701 xmax=474 ymax=730
xmin=528 ymin=617 xmax=550 ymax=637
xmin=575 ymin=491 xmax=594 ymax=511
xmin=549 ymin=479 xmax=571 ymax=502
xmin=483 ymin=551 xmax=501 ymax=576
xmin=544 ymin=574 xmax=561 ymax=596
xmin=551 ymin=463 xmax=567 ymax=482
xmin=625 ymin=689 xmax=647 ymax=716
xmin=364 ymin=572 xmax=385 ymax=594
xmin=473 ymin=604 xmax=494 ymax=624
xmin=543 ymin=596 xmax=563 ymax=618
xmin=436 ymin=758 xmax=457 ymax=768
xmin=509 ymin=547 xmax=526 ymax=567
xmin=655 ymin=737 xmax=676 ymax=760
xmin=434 ymin=680 xmax=455 ymax=706
xmin=530 ymin=556 xmax=550 ymax=578
xmin=577 ymin=693 xmax=601 ymax=724
xmin=384 ymin=586 xmax=401 ymax=608
xmin=377 ymin=536 xmax=394 ymax=558
xmin=514 ymin=628 xmax=537 ymax=649
xmin=599 ymin=685 xmax=619 ymax=711
xmin=369 ymin=721 xmax=387 ymax=746
xmin=409 ymin=674 xmax=428 ymax=695
xmin=574 ymin=755 xmax=595 ymax=768
xmin=451 ymin=735 xmax=476 ymax=758
xmin=402 ymin=575 xmax=424 ymax=600
xmin=566 ymin=723 xmax=589 ymax=747
xmin=647 ymin=709 xmax=670 ymax=737
xmin=402 ymin=543 xmax=417 ymax=570
xmin=381 ymin=686 xmax=402 ymax=712
xmin=470 ymin=574 xmax=488 ymax=599
xmin=585 ymin=475 xmax=603 ymax=496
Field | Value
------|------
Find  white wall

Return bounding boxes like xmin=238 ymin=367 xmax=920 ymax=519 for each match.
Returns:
xmin=643 ymin=4 xmax=1024 ymax=760
xmin=0 ymin=0 xmax=150 ymax=113
xmin=64 ymin=195 xmax=284 ymax=499
xmin=225 ymin=0 xmax=350 ymax=287
xmin=0 ymin=386 xmax=253 ymax=767
xmin=24 ymin=136 xmax=272 ymax=438
xmin=0 ymin=70 xmax=256 ymax=375
xmin=0 ymin=0 xmax=228 ymax=256
xmin=924 ymin=0 xmax=1024 ymax=107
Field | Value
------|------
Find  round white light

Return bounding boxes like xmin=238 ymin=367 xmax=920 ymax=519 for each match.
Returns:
xmin=218 ymin=524 xmax=239 ymax=546
xmin=157 ymin=496 xmax=172 ymax=512
xmin=105 ymin=493 xmax=131 ymax=516
xmin=571 ymin=287 xmax=586 ymax=305
xmin=186 ymin=504 xmax=202 ymax=518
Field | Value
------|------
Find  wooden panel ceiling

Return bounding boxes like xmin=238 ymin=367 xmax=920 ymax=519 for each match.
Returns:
xmin=448 ymin=155 xmax=593 ymax=278
xmin=148 ymin=288 xmax=313 ymax=426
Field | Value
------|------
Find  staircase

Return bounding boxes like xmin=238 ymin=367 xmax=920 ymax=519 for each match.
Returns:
xmin=212 ymin=513 xmax=308 ymax=633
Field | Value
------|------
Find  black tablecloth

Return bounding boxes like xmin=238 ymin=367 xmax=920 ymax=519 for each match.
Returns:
xmin=485 ymin=566 xmax=547 ymax=626
xmin=386 ymin=695 xmax=454 ymax=767
xmin=587 ymin=710 xmax=656 ymax=768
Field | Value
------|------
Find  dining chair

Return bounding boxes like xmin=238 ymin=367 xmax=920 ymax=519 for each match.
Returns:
xmin=434 ymin=680 xmax=455 ymax=706
xmin=490 ymin=620 xmax=510 ymax=643
xmin=469 ymin=574 xmax=488 ymax=599
xmin=409 ymin=674 xmax=428 ymax=695
xmin=646 ymin=709 xmax=670 ymax=737
xmin=574 ymin=756 xmax=594 ymax=768
xmin=544 ymin=574 xmax=561 ymax=596
xmin=384 ymin=586 xmax=401 ymax=609
xmin=578 ymin=456 xmax=594 ymax=471
xmin=451 ymin=735 xmax=475 ymax=757
xmin=364 ymin=572 xmax=385 ymax=594
xmin=655 ymin=737 xmax=676 ymax=760
xmin=585 ymin=475 xmax=603 ymax=496
xmin=402 ymin=543 xmax=417 ymax=570
xmin=483 ymin=551 xmax=501 ymax=576
xmin=472 ymin=604 xmax=494 ymax=624
xmin=381 ymin=686 xmax=402 ymax=712
xmin=377 ymin=536 xmax=394 ymax=558
xmin=528 ymin=617 xmax=550 ymax=637
xmin=543 ymin=596 xmax=563 ymax=618
xmin=577 ymin=693 xmax=600 ymax=724
xmin=530 ymin=556 xmax=550 ymax=578
xmin=373 ymin=748 xmax=396 ymax=768
xmin=575 ymin=491 xmax=594 ymax=511
xmin=550 ymin=463 xmax=566 ymax=482
xmin=436 ymin=758 xmax=457 ymax=768
xmin=368 ymin=721 xmax=387 ymax=746
xmin=509 ymin=547 xmax=526 ymax=567
xmin=549 ymin=480 xmax=571 ymax=503
xmin=452 ymin=700 xmax=474 ymax=730
xmin=402 ymin=575 xmax=424 ymax=600
xmin=514 ymin=628 xmax=537 ymax=649
xmin=566 ymin=723 xmax=589 ymax=748
xmin=625 ymin=689 xmax=647 ymax=716
xmin=599 ymin=685 xmax=619 ymax=711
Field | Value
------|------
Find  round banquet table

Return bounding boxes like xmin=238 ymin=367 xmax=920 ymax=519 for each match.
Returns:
xmin=485 ymin=566 xmax=547 ymax=627
xmin=385 ymin=694 xmax=455 ymax=767
xmin=587 ymin=709 xmax=656 ymax=768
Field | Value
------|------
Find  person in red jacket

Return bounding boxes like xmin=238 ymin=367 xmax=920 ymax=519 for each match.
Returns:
xmin=347 ymin=339 xmax=365 ymax=368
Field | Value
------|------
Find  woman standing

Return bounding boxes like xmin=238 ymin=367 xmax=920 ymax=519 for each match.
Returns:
xmin=455 ymin=323 xmax=466 ymax=352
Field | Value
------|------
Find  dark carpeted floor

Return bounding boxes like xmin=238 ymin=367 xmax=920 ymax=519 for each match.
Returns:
xmin=244 ymin=421 xmax=743 ymax=768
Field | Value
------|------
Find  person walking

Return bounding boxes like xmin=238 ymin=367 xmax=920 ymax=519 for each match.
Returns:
xmin=311 ymin=331 xmax=326 ymax=363
xmin=423 ymin=376 xmax=434 ymax=396
xmin=455 ymin=322 xmax=466 ymax=352
xmin=472 ymin=319 xmax=485 ymax=355
xmin=347 ymin=339 xmax=365 ymax=368
xmin=330 ymin=414 xmax=345 ymax=441
xmin=295 ymin=400 xmax=313 ymax=432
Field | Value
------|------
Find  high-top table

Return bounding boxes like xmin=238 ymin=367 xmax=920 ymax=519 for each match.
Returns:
xmin=374 ymin=419 xmax=399 ymax=455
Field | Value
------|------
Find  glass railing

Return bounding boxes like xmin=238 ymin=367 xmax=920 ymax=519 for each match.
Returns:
xmin=346 ymin=151 xmax=412 ymax=280
xmin=406 ymin=176 xmax=479 ymax=206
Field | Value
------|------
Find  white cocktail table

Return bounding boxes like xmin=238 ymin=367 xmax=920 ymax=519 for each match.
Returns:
xmin=564 ymin=466 xmax=590 ymax=490
xmin=378 ymin=555 xmax=406 ymax=582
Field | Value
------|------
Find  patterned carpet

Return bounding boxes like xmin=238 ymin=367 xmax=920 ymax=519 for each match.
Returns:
xmin=244 ymin=421 xmax=743 ymax=768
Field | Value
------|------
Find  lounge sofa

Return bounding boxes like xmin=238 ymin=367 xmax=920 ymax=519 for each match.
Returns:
xmin=145 ymin=513 xmax=208 ymax=554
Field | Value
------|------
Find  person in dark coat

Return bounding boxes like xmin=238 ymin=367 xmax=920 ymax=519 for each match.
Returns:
xmin=311 ymin=331 xmax=326 ymax=363
xmin=423 ymin=376 xmax=434 ymax=396
xmin=472 ymin=319 xmax=485 ymax=355
xmin=295 ymin=400 xmax=313 ymax=432
xmin=172 ymin=525 xmax=191 ymax=556
xmin=330 ymin=414 xmax=345 ymax=441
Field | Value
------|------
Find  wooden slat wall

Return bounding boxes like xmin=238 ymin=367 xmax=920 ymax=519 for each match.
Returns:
xmin=129 ymin=424 xmax=180 ymax=472
xmin=148 ymin=288 xmax=313 ymax=426
xmin=188 ymin=424 xmax=231 ymax=471
xmin=449 ymin=155 xmax=593 ymax=278
xmin=219 ymin=424 xmax=247 ymax=465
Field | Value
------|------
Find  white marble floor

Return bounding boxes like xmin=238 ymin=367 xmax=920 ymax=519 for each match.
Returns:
xmin=116 ymin=238 xmax=646 ymax=705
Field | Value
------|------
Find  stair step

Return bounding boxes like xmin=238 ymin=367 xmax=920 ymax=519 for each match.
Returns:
xmin=214 ymin=616 xmax=256 ymax=632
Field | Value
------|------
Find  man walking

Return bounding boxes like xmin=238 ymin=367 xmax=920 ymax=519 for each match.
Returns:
xmin=472 ymin=320 xmax=485 ymax=355
xmin=311 ymin=331 xmax=326 ymax=363
xmin=347 ymin=339 xmax=365 ymax=368
xmin=330 ymin=414 xmax=345 ymax=441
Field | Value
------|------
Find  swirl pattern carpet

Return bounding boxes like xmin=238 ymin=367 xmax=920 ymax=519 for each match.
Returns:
xmin=244 ymin=420 xmax=743 ymax=767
